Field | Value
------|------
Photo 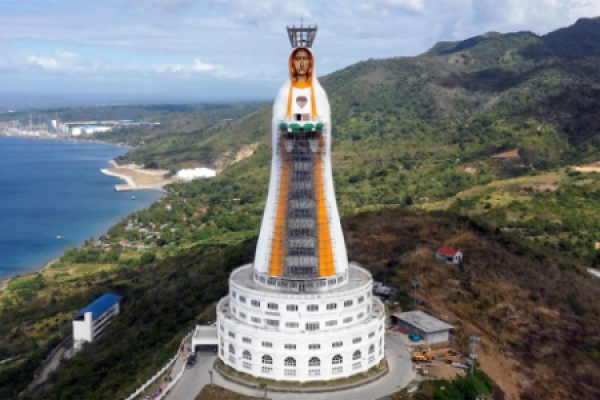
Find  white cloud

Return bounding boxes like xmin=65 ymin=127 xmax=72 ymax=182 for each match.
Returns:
xmin=192 ymin=59 xmax=216 ymax=71
xmin=26 ymin=55 xmax=62 ymax=70
xmin=0 ymin=0 xmax=598 ymax=97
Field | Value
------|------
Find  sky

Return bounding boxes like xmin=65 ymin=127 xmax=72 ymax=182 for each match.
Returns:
xmin=0 ymin=0 xmax=599 ymax=103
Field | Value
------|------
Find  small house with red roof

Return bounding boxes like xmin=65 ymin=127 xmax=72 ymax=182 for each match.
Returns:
xmin=436 ymin=247 xmax=463 ymax=264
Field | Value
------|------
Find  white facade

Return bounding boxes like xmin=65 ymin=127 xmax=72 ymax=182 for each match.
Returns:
xmin=216 ymin=31 xmax=386 ymax=383
xmin=73 ymin=295 xmax=120 ymax=350
xmin=217 ymin=264 xmax=385 ymax=381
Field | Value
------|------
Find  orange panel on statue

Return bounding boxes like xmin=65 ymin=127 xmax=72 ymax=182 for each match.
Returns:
xmin=268 ymin=147 xmax=291 ymax=276
xmin=315 ymin=138 xmax=335 ymax=277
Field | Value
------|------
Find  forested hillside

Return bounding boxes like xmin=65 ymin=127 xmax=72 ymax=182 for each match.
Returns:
xmin=2 ymin=17 xmax=600 ymax=400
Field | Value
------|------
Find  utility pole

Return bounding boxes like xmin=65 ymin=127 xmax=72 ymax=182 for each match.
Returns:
xmin=411 ymin=279 xmax=419 ymax=305
xmin=469 ymin=335 xmax=480 ymax=376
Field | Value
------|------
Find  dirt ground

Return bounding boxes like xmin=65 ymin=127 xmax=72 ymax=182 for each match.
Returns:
xmin=110 ymin=166 xmax=170 ymax=185
xmin=492 ymin=149 xmax=520 ymax=159
xmin=425 ymin=363 xmax=465 ymax=380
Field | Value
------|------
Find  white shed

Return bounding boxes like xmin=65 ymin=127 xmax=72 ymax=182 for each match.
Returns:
xmin=392 ymin=310 xmax=453 ymax=345
xmin=436 ymin=248 xmax=463 ymax=264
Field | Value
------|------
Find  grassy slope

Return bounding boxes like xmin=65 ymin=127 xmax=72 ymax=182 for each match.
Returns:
xmin=2 ymin=17 xmax=600 ymax=400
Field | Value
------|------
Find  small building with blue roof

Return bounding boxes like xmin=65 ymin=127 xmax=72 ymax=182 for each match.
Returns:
xmin=73 ymin=293 xmax=120 ymax=349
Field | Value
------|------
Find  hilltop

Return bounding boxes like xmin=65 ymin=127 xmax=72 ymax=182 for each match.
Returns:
xmin=1 ymin=17 xmax=600 ymax=400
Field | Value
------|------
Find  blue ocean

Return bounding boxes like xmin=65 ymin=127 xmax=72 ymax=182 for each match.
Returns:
xmin=0 ymin=136 xmax=162 ymax=280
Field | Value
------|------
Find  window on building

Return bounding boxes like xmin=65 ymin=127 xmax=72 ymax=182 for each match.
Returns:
xmin=220 ymin=347 xmax=224 ymax=356
xmin=228 ymin=331 xmax=235 ymax=338
xmin=243 ymin=361 xmax=252 ymax=369
xmin=229 ymin=344 xmax=235 ymax=355
xmin=251 ymin=316 xmax=261 ymax=323
xmin=368 ymin=332 xmax=375 ymax=339
xmin=284 ymin=344 xmax=296 ymax=350
xmin=228 ymin=355 xmax=236 ymax=364
xmin=262 ymin=355 xmax=273 ymax=365
xmin=368 ymin=355 xmax=375 ymax=363
xmin=325 ymin=320 xmax=337 ymax=327
xmin=284 ymin=369 xmax=296 ymax=376
xmin=358 ymin=296 xmax=364 ymax=303
xmin=242 ymin=337 xmax=251 ymax=344
xmin=357 ymin=312 xmax=364 ymax=319
xmin=284 ymin=357 xmax=296 ymax=367
xmin=220 ymin=324 xmax=224 ymax=332
xmin=343 ymin=317 xmax=353 ymax=324
xmin=239 ymin=296 xmax=246 ymax=303
xmin=232 ymin=307 xmax=237 ymax=314
xmin=353 ymin=362 xmax=362 ymax=370
xmin=285 ymin=321 xmax=299 ymax=328
xmin=332 ymin=366 xmax=343 ymax=374
xmin=332 ymin=354 xmax=343 ymax=365
xmin=308 ymin=357 xmax=321 ymax=367
xmin=353 ymin=350 xmax=361 ymax=360
xmin=287 ymin=304 xmax=298 ymax=311
xmin=369 ymin=344 xmax=375 ymax=354
xmin=353 ymin=337 xmax=362 ymax=344
xmin=232 ymin=291 xmax=237 ymax=298
xmin=261 ymin=341 xmax=273 ymax=348
xmin=306 ymin=322 xmax=320 ymax=331
xmin=309 ymin=344 xmax=320 ymax=350
xmin=307 ymin=304 xmax=319 ymax=311
xmin=261 ymin=366 xmax=273 ymax=374
xmin=326 ymin=303 xmax=337 ymax=310
xmin=265 ymin=319 xmax=280 ymax=327
xmin=239 ymin=312 xmax=247 ymax=319
xmin=243 ymin=350 xmax=252 ymax=360
xmin=251 ymin=300 xmax=260 ymax=307
xmin=267 ymin=303 xmax=278 ymax=310
xmin=344 ymin=300 xmax=353 ymax=307
xmin=332 ymin=341 xmax=343 ymax=348
xmin=309 ymin=369 xmax=320 ymax=376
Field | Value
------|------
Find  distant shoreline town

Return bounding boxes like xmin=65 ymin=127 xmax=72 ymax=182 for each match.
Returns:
xmin=0 ymin=116 xmax=160 ymax=139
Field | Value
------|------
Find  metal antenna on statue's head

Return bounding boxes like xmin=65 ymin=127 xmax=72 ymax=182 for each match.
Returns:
xmin=287 ymin=21 xmax=318 ymax=48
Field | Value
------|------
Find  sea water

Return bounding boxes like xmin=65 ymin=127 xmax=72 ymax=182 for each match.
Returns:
xmin=0 ymin=136 xmax=162 ymax=280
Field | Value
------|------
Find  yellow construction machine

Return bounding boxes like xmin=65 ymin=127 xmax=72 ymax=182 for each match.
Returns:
xmin=412 ymin=347 xmax=461 ymax=363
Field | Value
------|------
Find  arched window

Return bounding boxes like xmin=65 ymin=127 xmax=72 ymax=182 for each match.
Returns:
xmin=332 ymin=354 xmax=343 ymax=365
xmin=369 ymin=344 xmax=375 ymax=354
xmin=353 ymin=350 xmax=361 ymax=360
xmin=308 ymin=356 xmax=320 ymax=367
xmin=262 ymin=354 xmax=273 ymax=365
xmin=243 ymin=350 xmax=252 ymax=360
xmin=228 ymin=344 xmax=235 ymax=355
xmin=284 ymin=357 xmax=296 ymax=367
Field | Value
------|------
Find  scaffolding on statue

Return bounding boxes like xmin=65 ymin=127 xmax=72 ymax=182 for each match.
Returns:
xmin=265 ymin=122 xmax=336 ymax=286
xmin=286 ymin=24 xmax=318 ymax=48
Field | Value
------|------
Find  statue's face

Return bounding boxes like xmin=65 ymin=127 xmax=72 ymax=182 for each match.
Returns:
xmin=293 ymin=49 xmax=311 ymax=81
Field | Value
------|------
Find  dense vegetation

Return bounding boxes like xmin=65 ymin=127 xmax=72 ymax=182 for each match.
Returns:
xmin=1 ymin=17 xmax=600 ymax=400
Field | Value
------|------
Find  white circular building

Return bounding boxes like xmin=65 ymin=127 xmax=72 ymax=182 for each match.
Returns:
xmin=216 ymin=24 xmax=385 ymax=382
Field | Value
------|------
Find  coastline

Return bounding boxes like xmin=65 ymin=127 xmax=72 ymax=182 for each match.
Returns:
xmin=100 ymin=160 xmax=171 ymax=192
xmin=0 ymin=258 xmax=59 ymax=292
xmin=0 ymin=137 xmax=165 ymax=293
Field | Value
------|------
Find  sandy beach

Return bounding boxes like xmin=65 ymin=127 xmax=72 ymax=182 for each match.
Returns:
xmin=101 ymin=160 xmax=171 ymax=191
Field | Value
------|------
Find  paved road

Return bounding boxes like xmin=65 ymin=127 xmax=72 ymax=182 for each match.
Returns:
xmin=166 ymin=332 xmax=413 ymax=400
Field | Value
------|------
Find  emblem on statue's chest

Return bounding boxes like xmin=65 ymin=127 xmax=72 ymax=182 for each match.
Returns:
xmin=296 ymin=96 xmax=308 ymax=108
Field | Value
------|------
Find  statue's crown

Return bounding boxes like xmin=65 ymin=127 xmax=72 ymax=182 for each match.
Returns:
xmin=287 ymin=23 xmax=318 ymax=48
